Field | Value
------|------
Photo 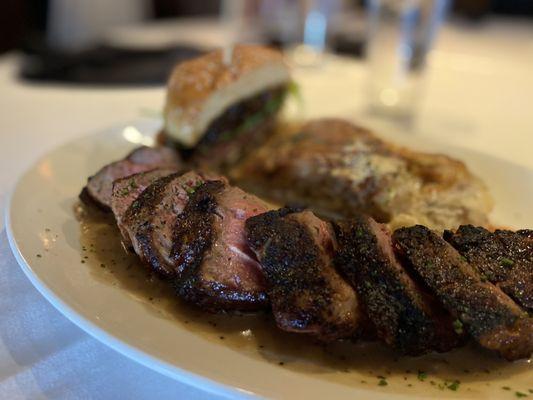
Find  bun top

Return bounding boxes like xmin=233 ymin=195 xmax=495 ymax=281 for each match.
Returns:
xmin=163 ymin=44 xmax=290 ymax=148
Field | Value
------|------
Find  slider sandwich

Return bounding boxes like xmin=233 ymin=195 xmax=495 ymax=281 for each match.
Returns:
xmin=161 ymin=44 xmax=292 ymax=170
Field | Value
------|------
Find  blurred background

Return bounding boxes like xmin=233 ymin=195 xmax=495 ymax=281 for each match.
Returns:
xmin=0 ymin=0 xmax=531 ymax=85
xmin=0 ymin=0 xmax=532 ymax=162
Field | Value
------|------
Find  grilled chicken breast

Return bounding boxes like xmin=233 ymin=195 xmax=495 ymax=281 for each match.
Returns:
xmin=232 ymin=119 xmax=492 ymax=231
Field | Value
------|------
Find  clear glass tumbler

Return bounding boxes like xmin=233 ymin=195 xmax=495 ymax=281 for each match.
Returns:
xmin=366 ymin=0 xmax=448 ymax=121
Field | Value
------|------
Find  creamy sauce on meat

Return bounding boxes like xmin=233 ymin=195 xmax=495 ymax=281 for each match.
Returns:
xmin=76 ymin=204 xmax=532 ymax=398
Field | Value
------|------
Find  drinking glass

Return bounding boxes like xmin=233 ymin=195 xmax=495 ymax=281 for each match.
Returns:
xmin=365 ymin=0 xmax=449 ymax=121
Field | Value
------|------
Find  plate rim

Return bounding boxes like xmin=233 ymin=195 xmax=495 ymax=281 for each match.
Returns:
xmin=5 ymin=120 xmax=532 ymax=400
xmin=3 ymin=124 xmax=257 ymax=400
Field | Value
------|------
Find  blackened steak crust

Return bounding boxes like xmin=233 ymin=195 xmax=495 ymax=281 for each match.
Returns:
xmin=334 ymin=216 xmax=461 ymax=355
xmin=245 ymin=208 xmax=360 ymax=341
xmin=494 ymin=230 xmax=533 ymax=307
xmin=111 ymin=168 xmax=179 ymax=247
xmin=122 ymin=171 xmax=210 ymax=278
xmin=444 ymin=225 xmax=533 ymax=313
xmin=81 ymin=146 xmax=181 ymax=210
xmin=517 ymin=229 xmax=533 ymax=240
xmin=171 ymin=181 xmax=269 ymax=311
xmin=393 ymin=225 xmax=533 ymax=360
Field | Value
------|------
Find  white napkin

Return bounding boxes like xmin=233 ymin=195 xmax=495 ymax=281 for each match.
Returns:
xmin=0 ymin=229 xmax=226 ymax=400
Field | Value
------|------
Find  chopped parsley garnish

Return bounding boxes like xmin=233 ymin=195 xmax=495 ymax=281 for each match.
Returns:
xmin=446 ymin=380 xmax=460 ymax=391
xmin=287 ymin=80 xmax=303 ymax=104
xmin=503 ymin=387 xmax=511 ymax=391
xmin=185 ymin=182 xmax=204 ymax=195
xmin=417 ymin=371 xmax=428 ymax=381
xmin=515 ymin=392 xmax=527 ymax=398
xmin=501 ymin=257 xmax=514 ymax=267
xmin=453 ymin=319 xmax=464 ymax=334
xmin=218 ymin=90 xmax=287 ymax=143
xmin=218 ymin=84 xmax=295 ymax=142
xmin=378 ymin=378 xmax=388 ymax=386
xmin=289 ymin=131 xmax=310 ymax=143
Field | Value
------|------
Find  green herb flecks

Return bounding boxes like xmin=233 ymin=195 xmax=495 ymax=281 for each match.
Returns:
xmin=185 ymin=182 xmax=204 ymax=196
xmin=453 ymin=319 xmax=464 ymax=334
xmin=417 ymin=371 xmax=428 ymax=381
xmin=218 ymin=90 xmax=287 ymax=143
xmin=378 ymin=378 xmax=388 ymax=386
xmin=446 ymin=380 xmax=460 ymax=391
xmin=501 ymin=257 xmax=514 ymax=267
xmin=287 ymin=80 xmax=303 ymax=104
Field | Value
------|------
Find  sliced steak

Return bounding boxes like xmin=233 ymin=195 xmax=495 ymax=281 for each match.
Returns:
xmin=126 ymin=146 xmax=181 ymax=165
xmin=122 ymin=171 xmax=213 ymax=278
xmin=444 ymin=225 xmax=533 ymax=313
xmin=334 ymin=215 xmax=461 ymax=355
xmin=517 ymin=229 xmax=533 ymax=240
xmin=81 ymin=146 xmax=181 ymax=210
xmin=495 ymin=229 xmax=533 ymax=312
xmin=393 ymin=225 xmax=533 ymax=360
xmin=111 ymin=168 xmax=179 ymax=248
xmin=245 ymin=208 xmax=360 ymax=341
xmin=171 ymin=181 xmax=270 ymax=311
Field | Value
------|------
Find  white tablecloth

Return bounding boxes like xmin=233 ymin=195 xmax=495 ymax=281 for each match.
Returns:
xmin=1 ymin=18 xmax=532 ymax=400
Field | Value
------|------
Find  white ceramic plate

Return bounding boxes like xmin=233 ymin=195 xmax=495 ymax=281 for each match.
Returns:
xmin=6 ymin=120 xmax=533 ymax=400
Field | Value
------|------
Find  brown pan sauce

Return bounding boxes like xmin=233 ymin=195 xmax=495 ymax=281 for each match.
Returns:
xmin=76 ymin=203 xmax=532 ymax=397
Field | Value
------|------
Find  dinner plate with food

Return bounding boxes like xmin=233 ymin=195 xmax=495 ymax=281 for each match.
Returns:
xmin=6 ymin=45 xmax=532 ymax=399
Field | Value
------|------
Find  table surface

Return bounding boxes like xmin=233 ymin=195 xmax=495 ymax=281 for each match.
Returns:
xmin=1 ymin=18 xmax=532 ymax=400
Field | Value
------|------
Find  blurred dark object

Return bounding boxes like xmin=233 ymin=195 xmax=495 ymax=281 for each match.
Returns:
xmin=19 ymin=41 xmax=203 ymax=86
xmin=331 ymin=34 xmax=366 ymax=58
xmin=493 ymin=0 xmax=533 ymax=16
xmin=453 ymin=0 xmax=533 ymax=20
xmin=152 ymin=0 xmax=220 ymax=17
xmin=266 ymin=33 xmax=366 ymax=59
xmin=0 ymin=0 xmax=47 ymax=53
xmin=2 ymin=0 xmax=533 ymax=88
xmin=453 ymin=0 xmax=491 ymax=20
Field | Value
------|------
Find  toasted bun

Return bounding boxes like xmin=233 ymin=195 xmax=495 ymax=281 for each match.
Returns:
xmin=163 ymin=44 xmax=290 ymax=148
